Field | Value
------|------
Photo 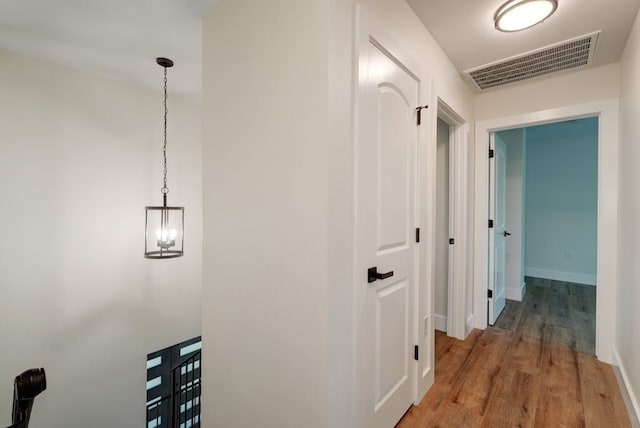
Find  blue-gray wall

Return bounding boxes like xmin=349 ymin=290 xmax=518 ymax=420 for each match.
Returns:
xmin=524 ymin=117 xmax=598 ymax=285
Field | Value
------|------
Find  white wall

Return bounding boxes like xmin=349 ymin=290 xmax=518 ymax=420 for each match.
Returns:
xmin=202 ymin=0 xmax=475 ymax=427
xmin=617 ymin=5 xmax=640 ymax=421
xmin=496 ymin=128 xmax=526 ymax=301
xmin=202 ymin=1 xmax=329 ymax=427
xmin=0 ymin=49 xmax=202 ymax=427
xmin=524 ymin=119 xmax=598 ymax=285
xmin=476 ymin=63 xmax=620 ymax=121
xmin=435 ymin=118 xmax=449 ymax=330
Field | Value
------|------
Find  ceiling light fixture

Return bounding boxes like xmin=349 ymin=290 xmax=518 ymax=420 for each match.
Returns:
xmin=495 ymin=0 xmax=558 ymax=32
xmin=145 ymin=57 xmax=184 ymax=259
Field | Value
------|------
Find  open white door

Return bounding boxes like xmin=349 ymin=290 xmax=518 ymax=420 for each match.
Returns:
xmin=355 ymin=9 xmax=430 ymax=427
xmin=488 ymin=133 xmax=507 ymax=325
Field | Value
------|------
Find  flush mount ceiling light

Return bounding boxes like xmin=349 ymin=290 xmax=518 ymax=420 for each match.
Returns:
xmin=145 ymin=57 xmax=184 ymax=259
xmin=495 ymin=0 xmax=558 ymax=32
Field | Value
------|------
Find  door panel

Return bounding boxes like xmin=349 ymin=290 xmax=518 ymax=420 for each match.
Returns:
xmin=378 ymin=85 xmax=410 ymax=253
xmin=375 ymin=279 xmax=409 ymax=409
xmin=489 ymin=135 xmax=507 ymax=324
xmin=357 ymin=34 xmax=418 ymax=428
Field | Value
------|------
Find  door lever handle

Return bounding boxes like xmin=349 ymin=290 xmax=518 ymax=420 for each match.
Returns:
xmin=368 ymin=266 xmax=394 ymax=283
xmin=504 ymin=231 xmax=512 ymax=237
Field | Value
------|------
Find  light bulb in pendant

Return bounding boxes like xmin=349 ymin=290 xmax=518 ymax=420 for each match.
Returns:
xmin=155 ymin=227 xmax=177 ymax=249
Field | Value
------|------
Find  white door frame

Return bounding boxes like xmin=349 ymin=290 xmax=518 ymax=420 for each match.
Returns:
xmin=436 ymin=99 xmax=469 ymax=340
xmin=352 ymin=7 xmax=433 ymax=427
xmin=473 ymin=99 xmax=619 ymax=363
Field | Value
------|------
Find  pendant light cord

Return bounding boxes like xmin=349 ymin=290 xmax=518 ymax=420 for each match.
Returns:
xmin=161 ymin=66 xmax=169 ymax=196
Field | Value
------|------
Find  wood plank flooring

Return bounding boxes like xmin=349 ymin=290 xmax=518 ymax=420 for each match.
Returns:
xmin=397 ymin=278 xmax=631 ymax=427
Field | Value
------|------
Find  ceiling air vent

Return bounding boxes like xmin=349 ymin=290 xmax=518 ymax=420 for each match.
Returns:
xmin=463 ymin=31 xmax=600 ymax=90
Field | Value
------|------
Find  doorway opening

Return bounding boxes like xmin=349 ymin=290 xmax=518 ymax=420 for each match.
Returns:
xmin=435 ymin=99 xmax=469 ymax=340
xmin=489 ymin=118 xmax=598 ymax=355
xmin=474 ymin=99 xmax=618 ymax=363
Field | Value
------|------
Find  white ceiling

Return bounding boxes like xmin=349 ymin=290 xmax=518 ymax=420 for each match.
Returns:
xmin=1 ymin=0 xmax=639 ymax=97
xmin=0 ymin=0 xmax=217 ymax=100
xmin=407 ymin=0 xmax=640 ymax=88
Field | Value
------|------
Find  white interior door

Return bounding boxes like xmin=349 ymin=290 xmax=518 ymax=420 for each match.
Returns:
xmin=488 ymin=133 xmax=507 ymax=324
xmin=356 ymin=32 xmax=419 ymax=428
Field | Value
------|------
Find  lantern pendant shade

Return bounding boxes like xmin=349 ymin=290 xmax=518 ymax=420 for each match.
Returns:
xmin=145 ymin=196 xmax=184 ymax=259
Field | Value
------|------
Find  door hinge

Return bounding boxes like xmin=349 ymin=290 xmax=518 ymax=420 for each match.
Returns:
xmin=415 ymin=105 xmax=429 ymax=126
xmin=488 ymin=289 xmax=493 ymax=298
xmin=449 ymin=238 xmax=455 ymax=245
xmin=416 ymin=228 xmax=420 ymax=243
xmin=489 ymin=149 xmax=495 ymax=158
xmin=488 ymin=219 xmax=494 ymax=228
xmin=414 ymin=345 xmax=419 ymax=361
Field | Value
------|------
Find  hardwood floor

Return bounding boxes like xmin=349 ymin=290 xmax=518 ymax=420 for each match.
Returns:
xmin=397 ymin=278 xmax=631 ymax=427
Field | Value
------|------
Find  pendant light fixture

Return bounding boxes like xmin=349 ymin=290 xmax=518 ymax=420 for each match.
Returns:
xmin=494 ymin=0 xmax=558 ymax=32
xmin=145 ymin=57 xmax=184 ymax=259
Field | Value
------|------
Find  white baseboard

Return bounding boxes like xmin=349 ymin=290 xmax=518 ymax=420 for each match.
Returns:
xmin=434 ymin=314 xmax=447 ymax=332
xmin=613 ymin=348 xmax=640 ymax=427
xmin=505 ymin=281 xmax=526 ymax=301
xmin=505 ymin=287 xmax=520 ymax=300
xmin=524 ymin=267 xmax=596 ymax=286
xmin=465 ymin=314 xmax=474 ymax=337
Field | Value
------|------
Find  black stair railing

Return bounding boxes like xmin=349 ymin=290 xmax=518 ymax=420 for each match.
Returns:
xmin=5 ymin=368 xmax=46 ymax=428
xmin=147 ymin=350 xmax=201 ymax=428
xmin=146 ymin=393 xmax=170 ymax=428
xmin=170 ymin=351 xmax=201 ymax=428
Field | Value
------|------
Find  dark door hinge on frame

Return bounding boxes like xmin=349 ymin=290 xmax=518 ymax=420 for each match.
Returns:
xmin=416 ymin=228 xmax=420 ymax=243
xmin=414 ymin=345 xmax=419 ymax=361
xmin=416 ymin=105 xmax=429 ymax=125
xmin=489 ymin=149 xmax=495 ymax=158
xmin=488 ymin=219 xmax=494 ymax=228
xmin=488 ymin=289 xmax=493 ymax=298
